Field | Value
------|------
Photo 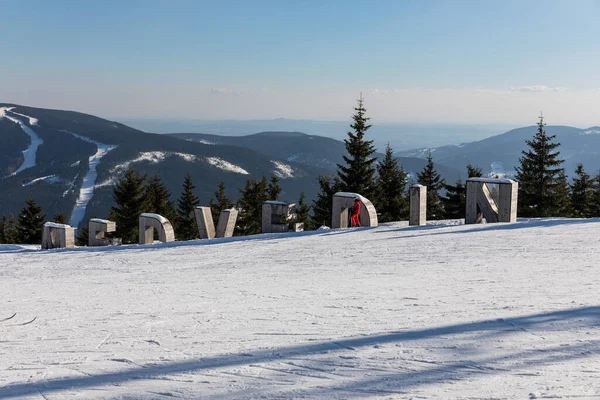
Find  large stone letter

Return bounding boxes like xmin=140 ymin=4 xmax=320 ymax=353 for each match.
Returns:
xmin=262 ymin=201 xmax=297 ymax=233
xmin=139 ymin=213 xmax=175 ymax=244
xmin=409 ymin=184 xmax=427 ymax=226
xmin=331 ymin=192 xmax=378 ymax=229
xmin=88 ymin=218 xmax=116 ymax=246
xmin=216 ymin=208 xmax=238 ymax=238
xmin=41 ymin=222 xmax=75 ymax=249
xmin=194 ymin=206 xmax=216 ymax=239
xmin=465 ymin=178 xmax=518 ymax=224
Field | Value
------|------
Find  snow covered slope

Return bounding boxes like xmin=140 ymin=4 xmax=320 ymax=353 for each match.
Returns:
xmin=0 ymin=107 xmax=43 ymax=176
xmin=1 ymin=219 xmax=600 ymax=399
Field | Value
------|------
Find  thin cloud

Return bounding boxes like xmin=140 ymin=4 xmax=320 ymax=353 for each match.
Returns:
xmin=510 ymin=85 xmax=567 ymax=93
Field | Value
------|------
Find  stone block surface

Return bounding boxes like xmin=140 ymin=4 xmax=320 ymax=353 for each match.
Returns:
xmin=409 ymin=185 xmax=427 ymax=226
xmin=139 ymin=213 xmax=175 ymax=244
xmin=88 ymin=218 xmax=117 ymax=246
xmin=42 ymin=222 xmax=75 ymax=250
xmin=194 ymin=206 xmax=215 ymax=239
xmin=216 ymin=208 xmax=238 ymax=238
xmin=331 ymin=192 xmax=378 ymax=229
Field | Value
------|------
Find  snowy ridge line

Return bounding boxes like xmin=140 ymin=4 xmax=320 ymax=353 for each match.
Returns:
xmin=59 ymin=130 xmax=117 ymax=228
xmin=0 ymin=107 xmax=44 ymax=176
xmin=111 ymin=151 xmax=197 ymax=172
xmin=205 ymin=156 xmax=249 ymax=174
xmin=271 ymin=160 xmax=294 ymax=179
xmin=10 ymin=110 xmax=39 ymax=126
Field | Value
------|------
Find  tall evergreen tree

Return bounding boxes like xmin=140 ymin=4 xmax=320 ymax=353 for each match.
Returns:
xmin=570 ymin=164 xmax=593 ymax=218
xmin=442 ymin=163 xmax=483 ymax=220
xmin=176 ymin=172 xmax=201 ymax=241
xmin=515 ymin=115 xmax=567 ymax=217
xmin=267 ymin=175 xmax=282 ymax=200
xmin=295 ymin=192 xmax=312 ymax=230
xmin=0 ymin=215 xmax=17 ymax=244
xmin=417 ymin=153 xmax=445 ymax=220
xmin=53 ymin=213 xmax=67 ymax=224
xmin=554 ymin=170 xmax=571 ymax=217
xmin=337 ymin=95 xmax=377 ymax=198
xmin=16 ymin=198 xmax=46 ymax=244
xmin=591 ymin=173 xmax=600 ymax=217
xmin=375 ymin=143 xmax=408 ymax=222
xmin=209 ymin=181 xmax=233 ymax=223
xmin=144 ymin=174 xmax=178 ymax=224
xmin=311 ymin=175 xmax=342 ymax=228
xmin=236 ymin=176 xmax=269 ymax=235
xmin=109 ymin=167 xmax=146 ymax=244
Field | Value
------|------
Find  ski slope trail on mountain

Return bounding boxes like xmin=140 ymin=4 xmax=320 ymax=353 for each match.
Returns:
xmin=60 ymin=130 xmax=116 ymax=228
xmin=1 ymin=219 xmax=600 ymax=399
xmin=0 ymin=107 xmax=44 ymax=176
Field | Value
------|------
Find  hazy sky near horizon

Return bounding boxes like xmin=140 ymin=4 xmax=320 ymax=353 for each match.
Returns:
xmin=2 ymin=0 xmax=600 ymax=126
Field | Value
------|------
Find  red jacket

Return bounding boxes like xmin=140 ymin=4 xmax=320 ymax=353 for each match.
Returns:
xmin=351 ymin=199 xmax=361 ymax=216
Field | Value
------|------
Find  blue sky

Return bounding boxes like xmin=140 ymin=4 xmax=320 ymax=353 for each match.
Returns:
xmin=1 ymin=0 xmax=600 ymax=124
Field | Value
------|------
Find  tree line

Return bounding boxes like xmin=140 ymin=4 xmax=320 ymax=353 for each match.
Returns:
xmin=0 ymin=99 xmax=596 ymax=245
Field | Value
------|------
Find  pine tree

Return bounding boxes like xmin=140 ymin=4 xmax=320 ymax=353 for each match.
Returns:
xmin=16 ymin=198 xmax=46 ymax=244
xmin=337 ymin=95 xmax=377 ymax=198
xmin=554 ymin=170 xmax=571 ymax=217
xmin=515 ymin=115 xmax=567 ymax=217
xmin=209 ymin=181 xmax=233 ymax=223
xmin=109 ymin=167 xmax=146 ymax=244
xmin=311 ymin=175 xmax=342 ymax=228
xmin=267 ymin=175 xmax=282 ymax=200
xmin=442 ymin=163 xmax=483 ymax=220
xmin=144 ymin=174 xmax=178 ymax=224
xmin=442 ymin=179 xmax=465 ymax=219
xmin=176 ymin=172 xmax=201 ymax=241
xmin=53 ymin=213 xmax=67 ymax=224
xmin=570 ymin=164 xmax=593 ymax=217
xmin=236 ymin=176 xmax=269 ymax=235
xmin=417 ymin=153 xmax=445 ymax=220
xmin=375 ymin=143 xmax=408 ymax=222
xmin=295 ymin=192 xmax=312 ymax=230
xmin=0 ymin=215 xmax=17 ymax=244
xmin=467 ymin=163 xmax=483 ymax=179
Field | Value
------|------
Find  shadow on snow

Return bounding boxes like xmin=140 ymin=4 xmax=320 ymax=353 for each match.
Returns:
xmin=1 ymin=306 xmax=599 ymax=398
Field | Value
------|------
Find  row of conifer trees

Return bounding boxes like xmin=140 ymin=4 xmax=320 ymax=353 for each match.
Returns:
xmin=1 ymin=98 xmax=598 ymax=245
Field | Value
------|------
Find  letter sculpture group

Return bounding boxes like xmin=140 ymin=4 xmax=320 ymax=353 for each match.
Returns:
xmin=40 ymin=180 xmax=520 ymax=249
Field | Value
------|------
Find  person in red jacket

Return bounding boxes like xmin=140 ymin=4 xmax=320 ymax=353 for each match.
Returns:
xmin=350 ymin=197 xmax=362 ymax=227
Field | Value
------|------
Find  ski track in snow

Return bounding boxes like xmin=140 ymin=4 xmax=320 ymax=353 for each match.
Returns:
xmin=1 ymin=218 xmax=600 ymax=398
xmin=60 ymin=130 xmax=116 ymax=228
xmin=0 ymin=107 xmax=44 ymax=176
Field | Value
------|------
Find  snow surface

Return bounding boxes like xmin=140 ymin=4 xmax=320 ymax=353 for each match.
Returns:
xmin=2 ymin=218 xmax=600 ymax=398
xmin=0 ymin=107 xmax=44 ymax=176
xmin=43 ymin=221 xmax=72 ymax=229
xmin=112 ymin=152 xmax=197 ymax=172
xmin=61 ymin=131 xmax=116 ymax=229
xmin=89 ymin=218 xmax=112 ymax=224
xmin=335 ymin=191 xmax=373 ymax=203
xmin=140 ymin=213 xmax=170 ymax=224
xmin=205 ymin=157 xmax=249 ymax=175
xmin=583 ymin=129 xmax=600 ymax=135
xmin=271 ymin=160 xmax=295 ymax=179
xmin=467 ymin=177 xmax=516 ymax=184
xmin=9 ymin=110 xmax=39 ymax=126
xmin=22 ymin=174 xmax=61 ymax=186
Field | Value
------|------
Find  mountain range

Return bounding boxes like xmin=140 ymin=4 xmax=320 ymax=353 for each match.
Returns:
xmin=397 ymin=125 xmax=600 ymax=178
xmin=0 ymin=104 xmax=458 ymax=229
xmin=2 ymin=103 xmax=598 ymax=230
